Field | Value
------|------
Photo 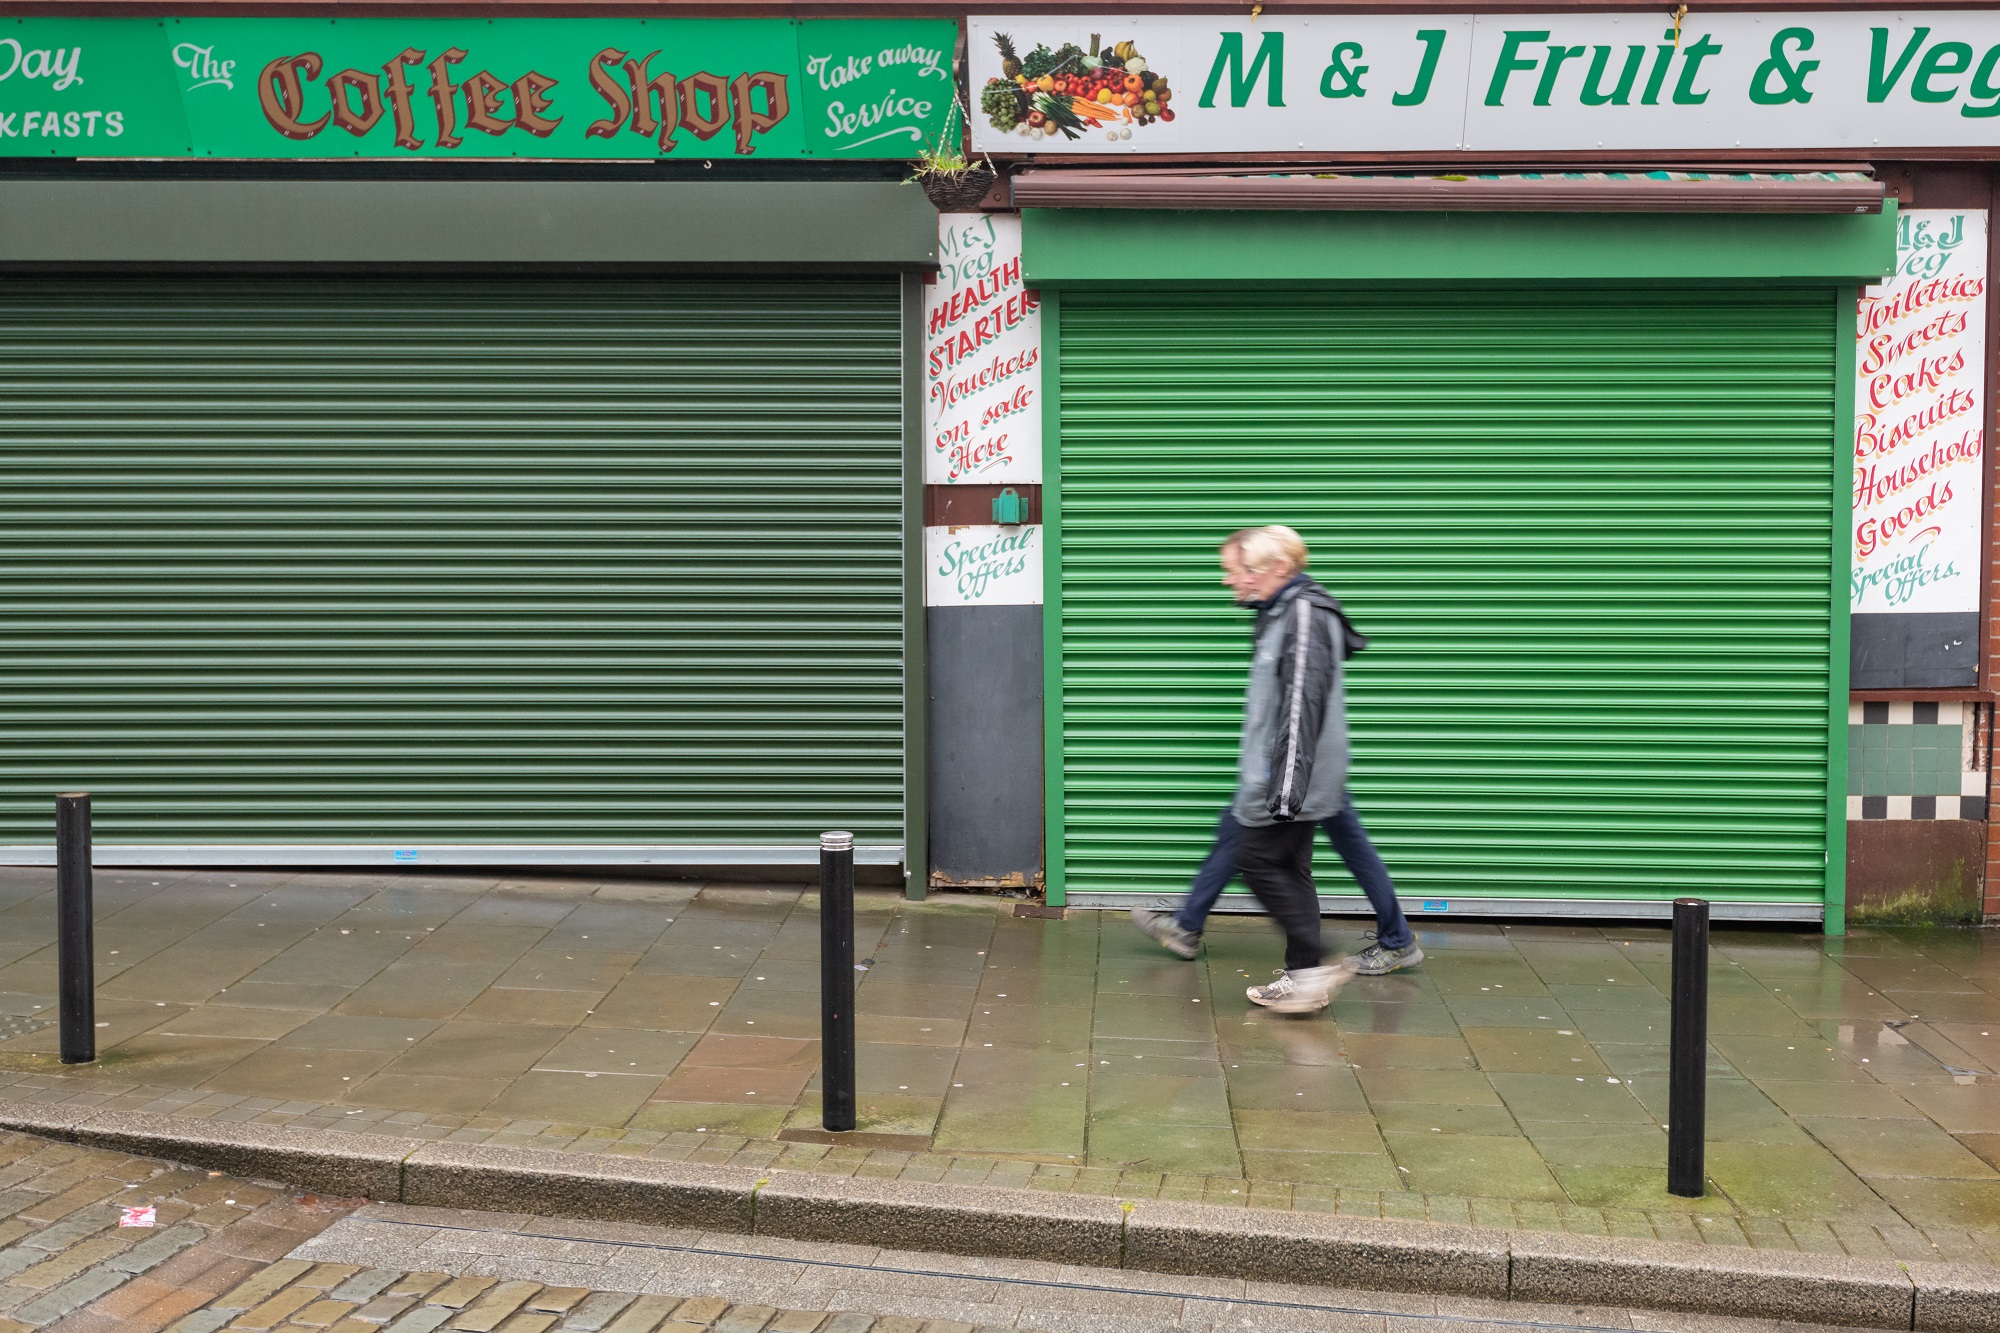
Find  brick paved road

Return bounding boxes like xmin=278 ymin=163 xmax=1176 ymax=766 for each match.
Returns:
xmin=0 ymin=1128 xmax=1923 ymax=1333
xmin=0 ymin=1130 xmax=354 ymax=1331
xmin=165 ymin=1268 xmax=946 ymax=1333
xmin=0 ymin=1128 xmax=1009 ymax=1333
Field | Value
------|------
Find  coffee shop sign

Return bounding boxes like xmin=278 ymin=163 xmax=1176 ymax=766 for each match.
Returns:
xmin=0 ymin=16 xmax=953 ymax=158
xmin=0 ymin=40 xmax=83 ymax=90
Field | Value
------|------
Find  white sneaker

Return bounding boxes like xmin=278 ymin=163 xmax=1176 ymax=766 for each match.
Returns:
xmin=1245 ymin=965 xmax=1345 ymax=1014
xmin=1131 ymin=908 xmax=1201 ymax=960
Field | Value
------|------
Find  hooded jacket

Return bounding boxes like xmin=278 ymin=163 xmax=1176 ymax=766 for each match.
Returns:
xmin=1232 ymin=575 xmax=1367 ymax=828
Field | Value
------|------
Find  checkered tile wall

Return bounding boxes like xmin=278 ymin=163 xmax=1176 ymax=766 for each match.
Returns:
xmin=1848 ymin=701 xmax=1989 ymax=821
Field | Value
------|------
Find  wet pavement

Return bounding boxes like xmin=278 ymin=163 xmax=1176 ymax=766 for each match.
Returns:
xmin=0 ymin=868 xmax=1993 ymax=1259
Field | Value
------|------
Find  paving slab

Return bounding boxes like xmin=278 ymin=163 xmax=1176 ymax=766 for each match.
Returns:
xmin=0 ymin=869 xmax=1988 ymax=1268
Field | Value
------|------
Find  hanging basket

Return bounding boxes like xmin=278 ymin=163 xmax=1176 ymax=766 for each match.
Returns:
xmin=918 ymin=164 xmax=999 ymax=211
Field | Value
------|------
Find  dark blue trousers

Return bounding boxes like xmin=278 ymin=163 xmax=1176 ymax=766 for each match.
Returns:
xmin=1174 ymin=803 xmax=1413 ymax=951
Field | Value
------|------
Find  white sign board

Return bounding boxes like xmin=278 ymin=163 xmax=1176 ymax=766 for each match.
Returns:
xmin=926 ymin=525 xmax=1043 ymax=607
xmin=1852 ymin=209 xmax=1987 ymax=615
xmin=925 ymin=213 xmax=1043 ymax=484
xmin=969 ymin=12 xmax=2000 ymax=154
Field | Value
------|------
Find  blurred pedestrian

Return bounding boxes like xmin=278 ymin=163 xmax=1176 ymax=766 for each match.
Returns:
xmin=1134 ymin=526 xmax=1369 ymax=1013
xmin=1135 ymin=528 xmax=1420 ymax=978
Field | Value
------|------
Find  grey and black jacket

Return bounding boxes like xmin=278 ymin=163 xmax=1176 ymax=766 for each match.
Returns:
xmin=1232 ymin=576 xmax=1367 ymax=828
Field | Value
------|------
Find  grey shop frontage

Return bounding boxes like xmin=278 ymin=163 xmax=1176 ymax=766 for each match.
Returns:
xmin=3 ymin=8 xmax=1998 ymax=932
xmin=0 ymin=13 xmax=955 ymax=879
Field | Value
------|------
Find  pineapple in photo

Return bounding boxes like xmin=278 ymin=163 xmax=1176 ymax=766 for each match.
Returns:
xmin=995 ymin=32 xmax=1023 ymax=81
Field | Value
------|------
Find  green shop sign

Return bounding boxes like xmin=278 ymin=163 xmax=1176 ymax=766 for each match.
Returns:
xmin=0 ymin=17 xmax=954 ymax=158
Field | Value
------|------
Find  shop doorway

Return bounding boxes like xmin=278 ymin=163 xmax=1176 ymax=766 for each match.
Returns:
xmin=0 ymin=274 xmax=907 ymax=863
xmin=1052 ymin=285 xmax=1842 ymax=922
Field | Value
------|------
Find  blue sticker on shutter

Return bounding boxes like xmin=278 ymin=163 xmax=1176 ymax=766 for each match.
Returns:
xmin=394 ymin=849 xmax=419 ymax=862
xmin=1421 ymin=900 xmax=1449 ymax=912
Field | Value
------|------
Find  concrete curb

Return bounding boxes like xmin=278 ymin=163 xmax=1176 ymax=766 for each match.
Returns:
xmin=403 ymin=1140 xmax=759 ymax=1234
xmin=0 ymin=1101 xmax=407 ymax=1199
xmin=0 ymin=1101 xmax=1989 ymax=1333
xmin=1906 ymin=1262 xmax=2000 ymax=1333
xmin=756 ymin=1171 xmax=1126 ymax=1268
xmin=1124 ymin=1198 xmax=1507 ymax=1299
xmin=1507 ymin=1228 xmax=1916 ymax=1327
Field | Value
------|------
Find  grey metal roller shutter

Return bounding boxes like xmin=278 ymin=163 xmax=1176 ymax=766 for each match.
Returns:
xmin=0 ymin=274 xmax=905 ymax=862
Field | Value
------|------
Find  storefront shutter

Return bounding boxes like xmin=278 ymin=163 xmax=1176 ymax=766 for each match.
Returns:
xmin=0 ymin=274 xmax=905 ymax=857
xmin=1057 ymin=286 xmax=1839 ymax=915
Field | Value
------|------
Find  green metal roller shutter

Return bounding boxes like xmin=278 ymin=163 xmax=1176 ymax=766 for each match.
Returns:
xmin=0 ymin=274 xmax=905 ymax=859
xmin=1057 ymin=286 xmax=1839 ymax=917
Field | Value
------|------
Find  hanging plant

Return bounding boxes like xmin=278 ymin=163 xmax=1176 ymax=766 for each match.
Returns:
xmin=909 ymin=94 xmax=997 ymax=211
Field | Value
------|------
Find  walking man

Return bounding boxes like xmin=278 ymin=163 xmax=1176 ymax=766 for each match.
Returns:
xmin=1134 ymin=527 xmax=1423 ymax=992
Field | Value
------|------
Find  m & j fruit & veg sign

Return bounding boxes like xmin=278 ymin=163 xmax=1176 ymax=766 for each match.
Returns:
xmin=970 ymin=11 xmax=2000 ymax=152
xmin=0 ymin=17 xmax=952 ymax=157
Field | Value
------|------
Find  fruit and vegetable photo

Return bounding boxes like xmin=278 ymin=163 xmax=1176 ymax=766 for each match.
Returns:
xmin=981 ymin=32 xmax=1174 ymax=143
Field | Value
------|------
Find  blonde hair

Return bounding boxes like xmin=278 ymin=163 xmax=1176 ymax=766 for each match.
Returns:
xmin=1226 ymin=525 xmax=1309 ymax=575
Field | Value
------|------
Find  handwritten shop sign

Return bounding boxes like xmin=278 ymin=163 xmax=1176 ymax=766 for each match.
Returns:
xmin=925 ymin=213 xmax=1043 ymax=485
xmin=926 ymin=525 xmax=1043 ymax=607
xmin=1851 ymin=209 xmax=1986 ymax=617
xmin=0 ymin=17 xmax=952 ymax=158
xmin=969 ymin=12 xmax=2000 ymax=153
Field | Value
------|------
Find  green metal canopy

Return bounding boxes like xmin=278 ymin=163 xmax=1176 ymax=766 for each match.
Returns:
xmin=1022 ymin=206 xmax=1898 ymax=286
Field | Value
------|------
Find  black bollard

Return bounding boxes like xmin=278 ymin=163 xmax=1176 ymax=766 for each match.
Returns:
xmin=55 ymin=793 xmax=94 ymax=1066
xmin=1667 ymin=897 xmax=1709 ymax=1197
xmin=820 ymin=830 xmax=856 ymax=1133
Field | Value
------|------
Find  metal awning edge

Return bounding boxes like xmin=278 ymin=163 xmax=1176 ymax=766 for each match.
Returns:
xmin=1011 ymin=172 xmax=1886 ymax=214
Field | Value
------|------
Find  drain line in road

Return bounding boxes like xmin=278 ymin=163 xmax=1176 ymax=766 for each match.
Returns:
xmin=358 ymin=1215 xmax=1641 ymax=1332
